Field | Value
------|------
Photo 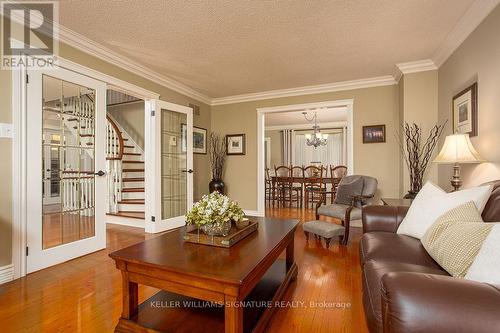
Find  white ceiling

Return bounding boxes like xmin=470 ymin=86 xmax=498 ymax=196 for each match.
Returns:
xmin=58 ymin=0 xmax=477 ymax=98
xmin=265 ymin=107 xmax=347 ymax=127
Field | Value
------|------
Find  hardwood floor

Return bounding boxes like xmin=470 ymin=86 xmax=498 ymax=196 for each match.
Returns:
xmin=0 ymin=208 xmax=368 ymax=333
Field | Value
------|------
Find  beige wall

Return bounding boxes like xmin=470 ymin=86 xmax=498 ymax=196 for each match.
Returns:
xmin=0 ymin=69 xmax=12 ymax=266
xmin=264 ymin=130 xmax=282 ymax=168
xmin=0 ymin=42 xmax=211 ymax=266
xmin=212 ymin=85 xmax=401 ymax=210
xmin=399 ymin=70 xmax=439 ymax=195
xmin=438 ymin=5 xmax=500 ymax=190
xmin=108 ymin=101 xmax=145 ymax=149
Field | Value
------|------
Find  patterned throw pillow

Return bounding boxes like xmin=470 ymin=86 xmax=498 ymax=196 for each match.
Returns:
xmin=421 ymin=201 xmax=493 ymax=278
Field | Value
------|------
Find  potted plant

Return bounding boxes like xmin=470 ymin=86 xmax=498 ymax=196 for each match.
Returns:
xmin=209 ymin=133 xmax=226 ymax=194
xmin=185 ymin=192 xmax=244 ymax=236
xmin=397 ymin=122 xmax=446 ymax=199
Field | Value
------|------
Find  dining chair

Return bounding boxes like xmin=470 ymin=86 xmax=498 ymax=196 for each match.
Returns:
xmin=290 ymin=165 xmax=305 ymax=207
xmin=304 ymin=165 xmax=325 ymax=209
xmin=265 ymin=168 xmax=275 ymax=207
xmin=322 ymin=165 xmax=348 ymax=204
xmin=274 ymin=165 xmax=301 ymax=207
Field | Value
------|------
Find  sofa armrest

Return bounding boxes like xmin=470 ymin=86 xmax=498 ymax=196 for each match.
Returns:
xmin=381 ymin=272 xmax=500 ymax=333
xmin=362 ymin=205 xmax=409 ymax=234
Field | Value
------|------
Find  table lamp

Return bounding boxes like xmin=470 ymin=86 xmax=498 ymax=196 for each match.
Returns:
xmin=433 ymin=133 xmax=485 ymax=191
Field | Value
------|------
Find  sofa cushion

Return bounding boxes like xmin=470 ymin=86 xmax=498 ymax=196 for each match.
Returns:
xmin=360 ymin=232 xmax=442 ymax=269
xmin=362 ymin=260 xmax=449 ymax=333
xmin=317 ymin=204 xmax=362 ymax=220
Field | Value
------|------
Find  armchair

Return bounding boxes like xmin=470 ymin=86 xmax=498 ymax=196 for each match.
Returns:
xmin=316 ymin=175 xmax=377 ymax=245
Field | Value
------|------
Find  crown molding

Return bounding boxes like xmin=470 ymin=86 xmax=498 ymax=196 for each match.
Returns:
xmin=211 ymin=76 xmax=396 ymax=106
xmin=3 ymin=7 xmax=212 ymax=105
xmin=57 ymin=26 xmax=212 ymax=105
xmin=432 ymin=0 xmax=500 ymax=67
xmin=396 ymin=59 xmax=437 ymax=74
xmin=392 ymin=59 xmax=437 ymax=82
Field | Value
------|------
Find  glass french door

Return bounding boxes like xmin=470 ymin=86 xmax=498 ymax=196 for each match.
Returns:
xmin=26 ymin=66 xmax=106 ymax=273
xmin=145 ymin=100 xmax=193 ymax=233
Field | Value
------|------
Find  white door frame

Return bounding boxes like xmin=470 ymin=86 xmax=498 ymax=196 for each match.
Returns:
xmin=26 ymin=65 xmax=107 ymax=273
xmin=144 ymin=100 xmax=193 ymax=233
xmin=256 ymin=99 xmax=354 ymax=216
xmin=11 ymin=57 xmax=160 ymax=279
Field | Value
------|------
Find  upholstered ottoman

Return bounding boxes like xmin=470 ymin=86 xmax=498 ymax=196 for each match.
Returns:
xmin=303 ymin=220 xmax=345 ymax=248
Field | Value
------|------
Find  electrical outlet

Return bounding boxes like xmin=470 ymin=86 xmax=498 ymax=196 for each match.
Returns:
xmin=0 ymin=123 xmax=14 ymax=138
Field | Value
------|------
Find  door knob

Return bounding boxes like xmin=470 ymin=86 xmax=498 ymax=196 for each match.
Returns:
xmin=95 ymin=170 xmax=105 ymax=176
xmin=182 ymin=169 xmax=194 ymax=173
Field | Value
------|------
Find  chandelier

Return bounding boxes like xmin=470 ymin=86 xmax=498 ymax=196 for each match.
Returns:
xmin=302 ymin=111 xmax=328 ymax=148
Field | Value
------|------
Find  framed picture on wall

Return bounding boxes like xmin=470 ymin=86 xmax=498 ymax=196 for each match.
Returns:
xmin=181 ymin=124 xmax=208 ymax=154
xmin=226 ymin=134 xmax=246 ymax=155
xmin=363 ymin=125 xmax=386 ymax=143
xmin=193 ymin=126 xmax=207 ymax=154
xmin=453 ymin=82 xmax=477 ymax=137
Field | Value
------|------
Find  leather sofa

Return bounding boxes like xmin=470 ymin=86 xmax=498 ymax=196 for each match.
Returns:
xmin=360 ymin=181 xmax=500 ymax=333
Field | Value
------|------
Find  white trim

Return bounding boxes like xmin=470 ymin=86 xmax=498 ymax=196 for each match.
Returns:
xmin=6 ymin=9 xmax=210 ymax=104
xmin=57 ymin=58 xmax=160 ymax=100
xmin=265 ymin=121 xmax=347 ymax=131
xmin=0 ymin=264 xmax=14 ymax=285
xmin=11 ymin=56 xmax=160 ymax=278
xmin=212 ymin=76 xmax=395 ymax=105
xmin=11 ymin=65 xmax=27 ymax=279
xmin=256 ymin=99 xmax=354 ymax=217
xmin=432 ymin=0 xmax=500 ymax=67
xmin=145 ymin=100 xmax=193 ymax=234
xmin=105 ymin=215 xmax=145 ymax=229
xmin=394 ymin=60 xmax=437 ymax=81
xmin=57 ymin=26 xmax=212 ymax=104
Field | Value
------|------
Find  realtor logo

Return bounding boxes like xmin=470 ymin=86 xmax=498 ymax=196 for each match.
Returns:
xmin=1 ymin=1 xmax=59 ymax=69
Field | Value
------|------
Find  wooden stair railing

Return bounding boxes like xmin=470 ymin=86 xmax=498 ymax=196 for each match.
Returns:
xmin=106 ymin=116 xmax=124 ymax=214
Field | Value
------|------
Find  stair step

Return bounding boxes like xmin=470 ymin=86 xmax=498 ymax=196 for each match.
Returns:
xmin=122 ymin=168 xmax=145 ymax=172
xmin=118 ymin=199 xmax=144 ymax=204
xmin=123 ymin=160 xmax=144 ymax=164
xmin=124 ymin=145 xmax=134 ymax=148
xmin=122 ymin=187 xmax=144 ymax=192
xmin=123 ymin=152 xmax=141 ymax=156
xmin=123 ymin=177 xmax=145 ymax=182
xmin=107 ymin=211 xmax=145 ymax=220
xmin=67 ymin=118 xmax=78 ymax=122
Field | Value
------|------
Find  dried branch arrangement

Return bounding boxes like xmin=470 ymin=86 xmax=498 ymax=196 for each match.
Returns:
xmin=397 ymin=121 xmax=447 ymax=197
xmin=209 ymin=133 xmax=226 ymax=180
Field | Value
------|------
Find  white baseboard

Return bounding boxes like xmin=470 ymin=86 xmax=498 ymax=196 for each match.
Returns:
xmin=244 ymin=209 xmax=265 ymax=217
xmin=0 ymin=264 xmax=14 ymax=285
xmin=105 ymin=215 xmax=145 ymax=229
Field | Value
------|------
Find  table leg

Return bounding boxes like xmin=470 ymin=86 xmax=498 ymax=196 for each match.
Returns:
xmin=286 ymin=236 xmax=294 ymax=272
xmin=225 ymin=295 xmax=243 ymax=333
xmin=121 ymin=271 xmax=138 ymax=319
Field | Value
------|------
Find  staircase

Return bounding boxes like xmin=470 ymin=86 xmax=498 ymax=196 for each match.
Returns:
xmin=106 ymin=115 xmax=145 ymax=220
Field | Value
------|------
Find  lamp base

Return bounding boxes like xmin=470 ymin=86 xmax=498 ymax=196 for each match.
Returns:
xmin=450 ymin=164 xmax=462 ymax=192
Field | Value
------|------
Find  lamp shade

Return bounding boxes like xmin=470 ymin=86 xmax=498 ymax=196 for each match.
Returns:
xmin=433 ymin=133 xmax=485 ymax=164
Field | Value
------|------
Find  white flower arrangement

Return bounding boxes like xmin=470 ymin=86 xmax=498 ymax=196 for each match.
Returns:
xmin=186 ymin=192 xmax=244 ymax=229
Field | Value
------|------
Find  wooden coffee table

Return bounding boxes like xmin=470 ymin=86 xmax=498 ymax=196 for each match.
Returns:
xmin=109 ymin=217 xmax=299 ymax=333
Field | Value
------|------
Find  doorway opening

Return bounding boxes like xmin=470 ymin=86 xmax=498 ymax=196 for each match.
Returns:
xmin=105 ymin=89 xmax=146 ymax=227
xmin=256 ymin=100 xmax=354 ymax=216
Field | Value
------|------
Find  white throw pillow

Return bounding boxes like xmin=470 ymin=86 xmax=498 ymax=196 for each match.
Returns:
xmin=397 ymin=182 xmax=492 ymax=239
xmin=465 ymin=224 xmax=500 ymax=284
